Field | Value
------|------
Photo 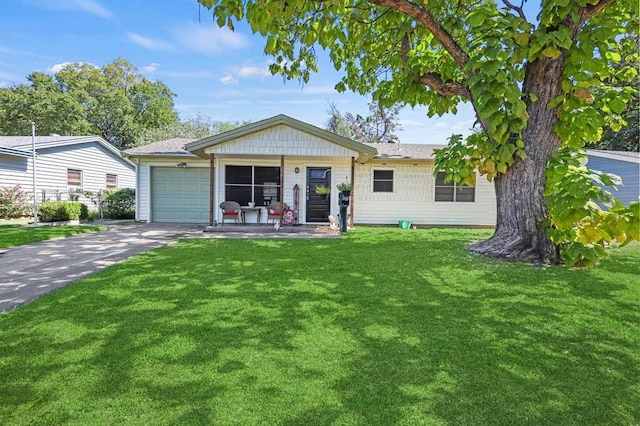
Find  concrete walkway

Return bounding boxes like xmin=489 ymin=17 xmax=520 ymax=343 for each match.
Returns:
xmin=0 ymin=223 xmax=339 ymax=312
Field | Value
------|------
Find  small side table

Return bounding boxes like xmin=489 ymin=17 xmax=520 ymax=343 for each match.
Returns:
xmin=241 ymin=206 xmax=262 ymax=224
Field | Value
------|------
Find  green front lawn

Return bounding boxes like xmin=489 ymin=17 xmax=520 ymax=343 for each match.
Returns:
xmin=1 ymin=228 xmax=638 ymax=425
xmin=0 ymin=224 xmax=104 ymax=248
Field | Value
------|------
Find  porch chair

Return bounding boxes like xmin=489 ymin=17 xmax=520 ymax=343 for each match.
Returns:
xmin=219 ymin=201 xmax=241 ymax=225
xmin=266 ymin=201 xmax=287 ymax=224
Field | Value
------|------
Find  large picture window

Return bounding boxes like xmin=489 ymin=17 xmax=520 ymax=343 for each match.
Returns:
xmin=373 ymin=169 xmax=394 ymax=192
xmin=225 ymin=165 xmax=281 ymax=206
xmin=435 ymin=172 xmax=475 ymax=202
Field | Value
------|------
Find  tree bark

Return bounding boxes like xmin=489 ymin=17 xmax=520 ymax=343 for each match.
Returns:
xmin=468 ymin=57 xmax=564 ymax=265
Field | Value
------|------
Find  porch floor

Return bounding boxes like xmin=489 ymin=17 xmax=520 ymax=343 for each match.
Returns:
xmin=202 ymin=223 xmax=341 ymax=239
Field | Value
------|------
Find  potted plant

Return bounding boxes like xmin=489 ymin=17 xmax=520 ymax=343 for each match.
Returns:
xmin=315 ymin=184 xmax=331 ymax=200
xmin=337 ymin=181 xmax=352 ymax=196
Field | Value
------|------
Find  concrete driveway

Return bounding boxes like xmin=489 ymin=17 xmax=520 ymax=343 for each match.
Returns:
xmin=0 ymin=223 xmax=205 ymax=312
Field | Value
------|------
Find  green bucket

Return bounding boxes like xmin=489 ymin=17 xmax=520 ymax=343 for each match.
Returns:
xmin=398 ymin=220 xmax=411 ymax=229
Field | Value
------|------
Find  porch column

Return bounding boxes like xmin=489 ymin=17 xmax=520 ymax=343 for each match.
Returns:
xmin=209 ymin=153 xmax=215 ymax=226
xmin=349 ymin=156 xmax=355 ymax=228
xmin=280 ymin=155 xmax=285 ymax=224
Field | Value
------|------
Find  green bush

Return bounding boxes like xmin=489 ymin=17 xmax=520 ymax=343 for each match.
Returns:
xmin=0 ymin=185 xmax=32 ymax=219
xmin=80 ymin=203 xmax=89 ymax=220
xmin=38 ymin=201 xmax=84 ymax=222
xmin=103 ymin=188 xmax=135 ymax=219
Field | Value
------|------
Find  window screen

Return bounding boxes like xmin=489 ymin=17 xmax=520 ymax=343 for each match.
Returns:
xmin=373 ymin=170 xmax=394 ymax=192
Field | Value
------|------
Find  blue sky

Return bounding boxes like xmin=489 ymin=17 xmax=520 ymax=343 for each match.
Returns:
xmin=0 ymin=0 xmax=483 ymax=144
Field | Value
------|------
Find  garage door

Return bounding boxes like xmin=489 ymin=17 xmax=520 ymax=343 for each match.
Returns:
xmin=151 ymin=167 xmax=209 ymax=223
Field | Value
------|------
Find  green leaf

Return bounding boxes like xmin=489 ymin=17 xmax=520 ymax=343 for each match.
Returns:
xmin=542 ymin=46 xmax=562 ymax=60
xmin=609 ymin=97 xmax=627 ymax=114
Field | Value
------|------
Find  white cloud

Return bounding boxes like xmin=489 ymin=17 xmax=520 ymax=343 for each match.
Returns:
xmin=173 ymin=23 xmax=248 ymax=56
xmin=127 ymin=33 xmax=173 ymax=51
xmin=22 ymin=0 xmax=113 ymax=19
xmin=399 ymin=119 xmax=427 ymax=129
xmin=141 ymin=63 xmax=160 ymax=74
xmin=452 ymin=119 xmax=477 ymax=133
xmin=220 ymin=74 xmax=237 ymax=85
xmin=238 ymin=66 xmax=271 ymax=78
xmin=434 ymin=122 xmax=450 ymax=131
xmin=47 ymin=61 xmax=97 ymax=74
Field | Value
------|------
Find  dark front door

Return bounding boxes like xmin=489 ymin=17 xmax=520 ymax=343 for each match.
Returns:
xmin=306 ymin=167 xmax=331 ymax=222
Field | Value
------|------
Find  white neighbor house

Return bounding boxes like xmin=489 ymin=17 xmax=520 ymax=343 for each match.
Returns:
xmin=124 ymin=115 xmax=497 ymax=226
xmin=586 ymin=150 xmax=640 ymax=206
xmin=0 ymin=136 xmax=136 ymax=206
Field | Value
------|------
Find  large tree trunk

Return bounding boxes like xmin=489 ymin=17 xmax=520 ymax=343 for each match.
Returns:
xmin=469 ymin=57 xmax=564 ymax=265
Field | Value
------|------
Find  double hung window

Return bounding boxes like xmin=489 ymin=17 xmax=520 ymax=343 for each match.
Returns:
xmin=434 ymin=172 xmax=475 ymax=202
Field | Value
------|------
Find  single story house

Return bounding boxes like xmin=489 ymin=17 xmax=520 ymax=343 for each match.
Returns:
xmin=124 ymin=115 xmax=496 ymax=226
xmin=0 ymin=135 xmax=136 ymax=205
xmin=586 ymin=150 xmax=639 ymax=205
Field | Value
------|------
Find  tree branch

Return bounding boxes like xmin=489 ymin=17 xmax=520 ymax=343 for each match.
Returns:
xmin=502 ymin=0 xmax=526 ymax=20
xmin=367 ymin=0 xmax=469 ymax=68
xmin=418 ymin=73 xmax=470 ymax=98
xmin=583 ymin=0 xmax=617 ymax=19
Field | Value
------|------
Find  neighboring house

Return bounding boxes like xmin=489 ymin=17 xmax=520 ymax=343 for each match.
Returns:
xmin=586 ymin=150 xmax=640 ymax=205
xmin=124 ymin=114 xmax=496 ymax=226
xmin=0 ymin=136 xmax=136 ymax=207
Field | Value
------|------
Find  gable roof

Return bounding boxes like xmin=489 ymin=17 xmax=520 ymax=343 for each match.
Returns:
xmin=124 ymin=138 xmax=198 ymax=157
xmin=0 ymin=135 xmax=135 ymax=167
xmin=185 ymin=114 xmax=378 ymax=159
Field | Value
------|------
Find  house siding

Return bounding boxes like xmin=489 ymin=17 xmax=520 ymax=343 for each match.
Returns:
xmin=354 ymin=162 xmax=496 ymax=225
xmin=0 ymin=154 xmax=32 ymax=191
xmin=587 ymin=155 xmax=639 ymax=205
xmin=1 ymin=142 xmax=135 ymax=206
xmin=205 ymin=125 xmax=360 ymax=158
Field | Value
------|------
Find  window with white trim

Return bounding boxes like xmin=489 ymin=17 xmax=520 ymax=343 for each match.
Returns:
xmin=67 ymin=169 xmax=82 ymax=188
xmin=373 ymin=169 xmax=394 ymax=192
xmin=106 ymin=174 xmax=118 ymax=188
xmin=435 ymin=172 xmax=475 ymax=202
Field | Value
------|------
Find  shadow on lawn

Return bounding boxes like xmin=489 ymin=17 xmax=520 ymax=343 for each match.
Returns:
xmin=0 ymin=230 xmax=638 ymax=425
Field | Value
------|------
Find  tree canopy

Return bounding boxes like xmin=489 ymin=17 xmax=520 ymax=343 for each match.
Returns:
xmin=0 ymin=58 xmax=178 ymax=150
xmin=134 ymin=114 xmax=251 ymax=147
xmin=326 ymin=100 xmax=402 ymax=143
xmin=201 ymin=0 xmax=638 ymax=266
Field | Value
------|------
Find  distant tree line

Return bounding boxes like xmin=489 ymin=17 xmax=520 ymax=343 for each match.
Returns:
xmin=0 ymin=58 xmax=245 ymax=150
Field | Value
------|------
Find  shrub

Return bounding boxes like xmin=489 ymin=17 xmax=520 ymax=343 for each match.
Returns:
xmin=0 ymin=185 xmax=32 ymax=219
xmin=38 ymin=201 xmax=84 ymax=222
xmin=103 ymin=188 xmax=135 ymax=219
xmin=80 ymin=203 xmax=89 ymax=220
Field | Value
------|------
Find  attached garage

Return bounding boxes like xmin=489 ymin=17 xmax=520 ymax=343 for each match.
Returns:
xmin=151 ymin=167 xmax=209 ymax=223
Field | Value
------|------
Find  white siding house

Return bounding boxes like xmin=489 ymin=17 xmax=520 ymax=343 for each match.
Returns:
xmin=125 ymin=115 xmax=496 ymax=226
xmin=586 ymin=150 xmax=639 ymax=205
xmin=0 ymin=136 xmax=136 ymax=208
